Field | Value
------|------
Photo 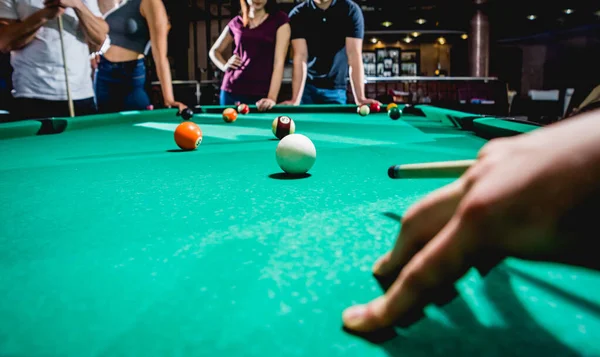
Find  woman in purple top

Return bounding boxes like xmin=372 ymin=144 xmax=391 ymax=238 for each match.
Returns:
xmin=209 ymin=0 xmax=290 ymax=111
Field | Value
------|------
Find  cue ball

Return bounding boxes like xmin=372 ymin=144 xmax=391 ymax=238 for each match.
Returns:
xmin=237 ymin=103 xmax=250 ymax=114
xmin=358 ymin=104 xmax=370 ymax=116
xmin=180 ymin=108 xmax=194 ymax=120
xmin=223 ymin=108 xmax=238 ymax=123
xmin=276 ymin=134 xmax=316 ymax=175
xmin=174 ymin=122 xmax=202 ymax=150
xmin=272 ymin=115 xmax=295 ymax=140
xmin=389 ymin=107 xmax=402 ymax=120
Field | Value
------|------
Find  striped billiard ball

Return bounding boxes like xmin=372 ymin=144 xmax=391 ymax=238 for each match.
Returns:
xmin=223 ymin=108 xmax=238 ymax=123
xmin=272 ymin=115 xmax=295 ymax=139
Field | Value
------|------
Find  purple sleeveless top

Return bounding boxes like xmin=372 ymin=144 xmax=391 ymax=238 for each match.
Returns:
xmin=221 ymin=11 xmax=289 ymax=97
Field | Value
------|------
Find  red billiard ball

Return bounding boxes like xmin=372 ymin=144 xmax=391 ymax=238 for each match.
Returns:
xmin=370 ymin=102 xmax=381 ymax=113
xmin=146 ymin=105 xmax=154 ymax=111
xmin=237 ymin=103 xmax=250 ymax=114
xmin=174 ymin=122 xmax=203 ymax=150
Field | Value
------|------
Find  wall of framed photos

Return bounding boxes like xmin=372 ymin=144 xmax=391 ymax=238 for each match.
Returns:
xmin=362 ymin=48 xmax=421 ymax=77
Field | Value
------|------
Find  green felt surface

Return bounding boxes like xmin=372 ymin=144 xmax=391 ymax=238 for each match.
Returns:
xmin=0 ymin=120 xmax=42 ymax=139
xmin=0 ymin=106 xmax=598 ymax=357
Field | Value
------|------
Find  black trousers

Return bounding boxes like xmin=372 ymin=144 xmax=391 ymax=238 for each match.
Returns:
xmin=11 ymin=97 xmax=97 ymax=120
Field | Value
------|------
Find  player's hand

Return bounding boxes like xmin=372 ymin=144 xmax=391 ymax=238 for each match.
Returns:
xmin=166 ymin=101 xmax=187 ymax=113
xmin=224 ymin=54 xmax=242 ymax=71
xmin=256 ymin=98 xmax=276 ymax=112
xmin=357 ymin=98 xmax=381 ymax=107
xmin=40 ymin=4 xmax=65 ymax=19
xmin=342 ymin=110 xmax=600 ymax=333
xmin=44 ymin=0 xmax=81 ymax=9
xmin=279 ymin=100 xmax=299 ymax=106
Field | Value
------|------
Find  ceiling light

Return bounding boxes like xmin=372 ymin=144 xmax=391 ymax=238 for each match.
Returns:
xmin=381 ymin=21 xmax=393 ymax=27
xmin=461 ymin=33 xmax=468 ymax=40
xmin=370 ymin=37 xmax=378 ymax=44
xmin=415 ymin=18 xmax=426 ymax=25
xmin=437 ymin=37 xmax=446 ymax=45
xmin=403 ymin=36 xmax=413 ymax=43
xmin=411 ymin=32 xmax=420 ymax=37
xmin=527 ymin=14 xmax=537 ymax=20
xmin=563 ymin=9 xmax=574 ymax=15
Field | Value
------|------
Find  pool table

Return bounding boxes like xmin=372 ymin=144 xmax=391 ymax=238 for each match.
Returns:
xmin=1 ymin=105 xmax=598 ymax=357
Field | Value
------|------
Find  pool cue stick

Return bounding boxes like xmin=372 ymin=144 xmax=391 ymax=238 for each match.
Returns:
xmin=58 ymin=15 xmax=75 ymax=117
xmin=388 ymin=159 xmax=476 ymax=179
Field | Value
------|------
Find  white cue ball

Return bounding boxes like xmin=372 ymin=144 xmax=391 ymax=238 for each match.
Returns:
xmin=275 ymin=134 xmax=316 ymax=175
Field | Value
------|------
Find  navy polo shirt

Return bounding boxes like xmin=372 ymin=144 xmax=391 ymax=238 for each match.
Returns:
xmin=289 ymin=0 xmax=364 ymax=90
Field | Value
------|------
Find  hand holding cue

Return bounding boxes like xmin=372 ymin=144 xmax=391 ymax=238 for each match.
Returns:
xmin=388 ymin=159 xmax=476 ymax=179
xmin=57 ymin=15 xmax=74 ymax=117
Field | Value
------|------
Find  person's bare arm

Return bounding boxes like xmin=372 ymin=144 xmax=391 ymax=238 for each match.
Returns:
xmin=256 ymin=23 xmax=291 ymax=111
xmin=280 ymin=39 xmax=307 ymax=106
xmin=0 ymin=8 xmax=62 ymax=53
xmin=44 ymin=0 xmax=108 ymax=46
xmin=209 ymin=26 xmax=241 ymax=72
xmin=141 ymin=0 xmax=185 ymax=111
xmin=346 ymin=37 xmax=378 ymax=107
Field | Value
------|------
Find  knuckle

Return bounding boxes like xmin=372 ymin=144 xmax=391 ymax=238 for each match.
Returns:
xmin=400 ymin=258 xmax=433 ymax=293
xmin=459 ymin=194 xmax=494 ymax=224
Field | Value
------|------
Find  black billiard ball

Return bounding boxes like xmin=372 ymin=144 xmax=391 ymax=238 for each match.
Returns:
xmin=389 ymin=107 xmax=402 ymax=120
xmin=179 ymin=108 xmax=194 ymax=121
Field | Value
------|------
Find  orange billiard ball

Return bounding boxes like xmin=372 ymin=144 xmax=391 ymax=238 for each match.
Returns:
xmin=174 ymin=122 xmax=202 ymax=150
xmin=223 ymin=108 xmax=238 ymax=123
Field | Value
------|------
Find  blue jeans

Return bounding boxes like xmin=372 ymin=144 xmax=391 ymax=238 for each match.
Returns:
xmin=301 ymin=83 xmax=347 ymax=105
xmin=220 ymin=90 xmax=263 ymax=106
xmin=94 ymin=56 xmax=151 ymax=113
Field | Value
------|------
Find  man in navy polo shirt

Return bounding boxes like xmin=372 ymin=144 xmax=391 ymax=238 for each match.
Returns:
xmin=281 ymin=0 xmax=378 ymax=106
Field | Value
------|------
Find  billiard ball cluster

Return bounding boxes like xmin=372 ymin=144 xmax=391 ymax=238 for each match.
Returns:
xmin=356 ymin=102 xmax=402 ymax=120
xmin=172 ymin=104 xmax=316 ymax=176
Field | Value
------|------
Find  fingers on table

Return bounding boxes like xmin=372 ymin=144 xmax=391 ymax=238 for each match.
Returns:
xmin=373 ymin=179 xmax=467 ymax=278
xmin=343 ymin=213 xmax=479 ymax=333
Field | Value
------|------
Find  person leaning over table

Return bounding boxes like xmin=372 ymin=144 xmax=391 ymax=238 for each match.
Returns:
xmin=342 ymin=108 xmax=600 ymax=333
xmin=280 ymin=0 xmax=379 ymax=106
xmin=0 ymin=0 xmax=108 ymax=120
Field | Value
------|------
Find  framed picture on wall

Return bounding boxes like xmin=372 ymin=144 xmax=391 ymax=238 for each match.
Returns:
xmin=366 ymin=63 xmax=376 ymax=76
xmin=400 ymin=50 xmax=420 ymax=76
xmin=362 ymin=52 xmax=376 ymax=65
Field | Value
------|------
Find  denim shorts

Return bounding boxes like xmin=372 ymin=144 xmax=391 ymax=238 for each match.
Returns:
xmin=94 ymin=56 xmax=151 ymax=113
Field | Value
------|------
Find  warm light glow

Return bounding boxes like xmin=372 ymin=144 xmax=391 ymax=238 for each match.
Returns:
xmin=461 ymin=33 xmax=468 ymax=40
xmin=381 ymin=21 xmax=393 ymax=27
xmin=411 ymin=32 xmax=420 ymax=37
xmin=403 ymin=36 xmax=413 ymax=43
xmin=415 ymin=18 xmax=426 ymax=25
xmin=370 ymin=37 xmax=378 ymax=44
xmin=437 ymin=37 xmax=446 ymax=45
xmin=435 ymin=69 xmax=440 ymax=76
xmin=563 ymin=9 xmax=574 ymax=15
xmin=527 ymin=14 xmax=537 ymax=20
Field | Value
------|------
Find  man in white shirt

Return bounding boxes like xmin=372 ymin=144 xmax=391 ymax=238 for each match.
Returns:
xmin=0 ymin=0 xmax=108 ymax=119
